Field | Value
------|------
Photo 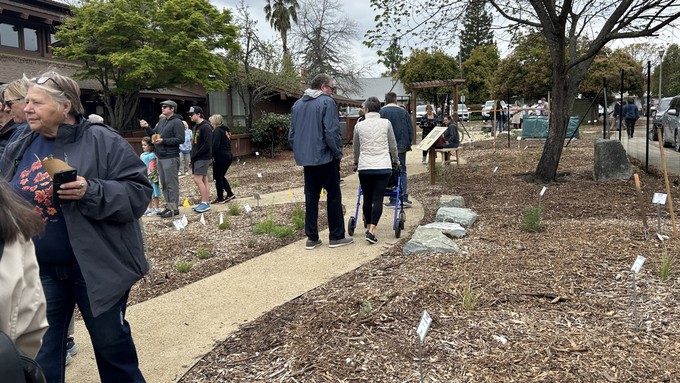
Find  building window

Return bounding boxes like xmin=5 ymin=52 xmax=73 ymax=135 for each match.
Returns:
xmin=24 ymin=28 xmax=38 ymax=51
xmin=0 ymin=23 xmax=20 ymax=48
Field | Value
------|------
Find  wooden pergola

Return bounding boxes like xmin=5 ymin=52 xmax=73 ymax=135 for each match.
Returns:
xmin=408 ymin=79 xmax=465 ymax=184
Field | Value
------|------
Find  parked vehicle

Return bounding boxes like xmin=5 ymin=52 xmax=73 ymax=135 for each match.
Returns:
xmin=481 ymin=100 xmax=508 ymax=121
xmin=457 ymin=103 xmax=470 ymax=122
xmin=661 ymin=95 xmax=680 ymax=151
xmin=650 ymin=97 xmax=672 ymax=141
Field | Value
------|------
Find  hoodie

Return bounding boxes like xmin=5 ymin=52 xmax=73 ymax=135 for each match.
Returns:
xmin=288 ymin=89 xmax=342 ymax=166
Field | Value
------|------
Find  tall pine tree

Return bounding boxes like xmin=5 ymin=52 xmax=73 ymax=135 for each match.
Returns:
xmin=459 ymin=0 xmax=493 ymax=62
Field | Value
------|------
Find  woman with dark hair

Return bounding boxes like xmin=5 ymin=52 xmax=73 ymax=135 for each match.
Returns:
xmin=0 ymin=178 xmax=47 ymax=359
xmin=420 ymin=104 xmax=437 ymax=163
xmin=352 ymin=96 xmax=399 ymax=244
xmin=1 ymin=71 xmax=150 ymax=383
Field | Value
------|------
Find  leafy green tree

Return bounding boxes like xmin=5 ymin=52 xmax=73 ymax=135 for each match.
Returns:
xmin=228 ymin=2 xmax=299 ymax=132
xmin=580 ymin=48 xmax=644 ymax=99
xmin=459 ymin=0 xmax=494 ymax=62
xmin=54 ymin=0 xmax=239 ymax=130
xmin=491 ymin=31 xmax=551 ymax=101
xmin=460 ymin=44 xmax=499 ymax=103
xmin=398 ymin=49 xmax=459 ymax=104
xmin=653 ymin=44 xmax=680 ymax=98
xmin=264 ymin=0 xmax=299 ymax=56
xmin=367 ymin=0 xmax=680 ymax=181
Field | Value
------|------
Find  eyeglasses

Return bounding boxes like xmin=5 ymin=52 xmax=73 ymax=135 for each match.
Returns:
xmin=4 ymin=98 xmax=23 ymax=108
xmin=34 ymin=76 xmax=66 ymax=94
xmin=325 ymin=84 xmax=336 ymax=92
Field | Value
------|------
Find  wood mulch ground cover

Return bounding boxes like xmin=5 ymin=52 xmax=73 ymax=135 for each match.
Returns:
xmin=177 ymin=126 xmax=680 ymax=382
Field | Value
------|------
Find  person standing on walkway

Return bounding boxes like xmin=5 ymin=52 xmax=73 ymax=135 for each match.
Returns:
xmin=140 ymin=100 xmax=184 ymax=218
xmin=353 ymin=96 xmax=399 ymax=244
xmin=289 ymin=73 xmax=353 ymax=250
xmin=209 ymin=114 xmax=235 ymax=204
xmin=179 ymin=120 xmax=192 ymax=176
xmin=2 ymin=71 xmax=149 ymax=383
xmin=380 ymin=91 xmax=413 ymax=207
xmin=188 ymin=106 xmax=212 ymax=213
xmin=611 ymin=98 xmax=622 ymax=131
xmin=623 ymin=97 xmax=640 ymax=139
xmin=420 ymin=104 xmax=437 ymax=164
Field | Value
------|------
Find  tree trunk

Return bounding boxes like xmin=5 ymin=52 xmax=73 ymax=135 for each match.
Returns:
xmin=102 ymin=91 xmax=140 ymax=131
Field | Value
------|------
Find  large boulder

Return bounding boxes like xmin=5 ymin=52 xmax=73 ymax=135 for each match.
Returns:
xmin=439 ymin=195 xmax=466 ymax=208
xmin=421 ymin=222 xmax=466 ymax=238
xmin=435 ymin=207 xmax=477 ymax=228
xmin=593 ymin=138 xmax=633 ymax=181
xmin=403 ymin=227 xmax=461 ymax=255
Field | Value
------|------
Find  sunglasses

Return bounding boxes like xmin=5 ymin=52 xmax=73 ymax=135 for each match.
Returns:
xmin=34 ymin=76 xmax=66 ymax=94
xmin=161 ymin=105 xmax=172 ymax=109
xmin=4 ymin=98 xmax=23 ymax=108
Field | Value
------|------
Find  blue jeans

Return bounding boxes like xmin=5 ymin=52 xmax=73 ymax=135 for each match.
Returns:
xmin=390 ymin=152 xmax=408 ymax=203
xmin=37 ymin=264 xmax=145 ymax=383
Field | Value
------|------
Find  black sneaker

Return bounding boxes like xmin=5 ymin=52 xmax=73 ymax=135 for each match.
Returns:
xmin=305 ymin=239 xmax=322 ymax=250
xmin=160 ymin=209 xmax=180 ymax=218
xmin=329 ymin=237 xmax=354 ymax=248
xmin=365 ymin=232 xmax=378 ymax=244
xmin=211 ymin=198 xmax=226 ymax=204
xmin=225 ymin=195 xmax=236 ymax=202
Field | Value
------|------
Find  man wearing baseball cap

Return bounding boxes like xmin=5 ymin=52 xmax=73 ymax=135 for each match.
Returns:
xmin=140 ymin=100 xmax=185 ymax=218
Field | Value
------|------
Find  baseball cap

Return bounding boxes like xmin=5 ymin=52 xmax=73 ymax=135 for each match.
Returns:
xmin=188 ymin=106 xmax=203 ymax=115
xmin=160 ymin=100 xmax=177 ymax=109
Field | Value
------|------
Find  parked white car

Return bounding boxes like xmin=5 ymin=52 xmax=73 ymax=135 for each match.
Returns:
xmin=457 ymin=104 xmax=470 ymax=122
xmin=482 ymin=100 xmax=508 ymax=121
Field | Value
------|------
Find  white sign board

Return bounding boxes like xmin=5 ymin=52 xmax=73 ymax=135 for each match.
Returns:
xmin=631 ymin=255 xmax=646 ymax=274
xmin=652 ymin=193 xmax=667 ymax=205
xmin=243 ymin=204 xmax=253 ymax=213
xmin=416 ymin=310 xmax=432 ymax=343
xmin=415 ymin=126 xmax=448 ymax=151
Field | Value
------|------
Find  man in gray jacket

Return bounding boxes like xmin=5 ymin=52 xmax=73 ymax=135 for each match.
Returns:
xmin=140 ymin=100 xmax=185 ymax=218
xmin=289 ymin=73 xmax=353 ymax=250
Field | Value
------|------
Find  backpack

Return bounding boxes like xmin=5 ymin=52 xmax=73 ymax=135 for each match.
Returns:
xmin=624 ymin=105 xmax=639 ymax=120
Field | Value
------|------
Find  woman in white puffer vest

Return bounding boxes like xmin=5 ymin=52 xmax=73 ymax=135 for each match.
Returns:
xmin=352 ymin=96 xmax=399 ymax=244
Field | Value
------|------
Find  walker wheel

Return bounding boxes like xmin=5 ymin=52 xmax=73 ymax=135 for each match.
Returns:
xmin=348 ymin=217 xmax=355 ymax=236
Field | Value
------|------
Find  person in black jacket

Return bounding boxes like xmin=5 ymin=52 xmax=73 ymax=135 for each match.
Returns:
xmin=209 ymin=114 xmax=235 ymax=204
xmin=140 ymin=100 xmax=185 ymax=218
xmin=188 ymin=106 xmax=212 ymax=213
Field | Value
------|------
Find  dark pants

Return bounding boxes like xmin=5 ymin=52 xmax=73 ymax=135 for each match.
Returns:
xmin=625 ymin=119 xmax=636 ymax=138
xmin=359 ymin=172 xmax=391 ymax=226
xmin=389 ymin=152 xmax=408 ymax=203
xmin=213 ymin=150 xmax=234 ymax=200
xmin=36 ymin=264 xmax=145 ymax=383
xmin=303 ymin=159 xmax=345 ymax=241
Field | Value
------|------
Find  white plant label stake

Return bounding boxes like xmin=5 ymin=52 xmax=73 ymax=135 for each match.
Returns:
xmin=539 ymin=186 xmax=547 ymax=207
xmin=493 ymin=166 xmax=498 ymax=173
xmin=653 ymin=193 xmax=667 ymax=235
xmin=244 ymin=203 xmax=253 ymax=226
xmin=257 ymin=172 xmax=262 ymax=178
xmin=631 ymin=255 xmax=646 ymax=330
xmin=173 ymin=215 xmax=189 ymax=256
xmin=416 ymin=310 xmax=432 ymax=383
xmin=219 ymin=212 xmax=224 ymax=226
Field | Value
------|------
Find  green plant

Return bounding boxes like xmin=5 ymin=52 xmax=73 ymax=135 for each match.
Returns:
xmin=247 ymin=238 xmax=257 ymax=248
xmin=253 ymin=217 xmax=295 ymax=238
xmin=291 ymin=205 xmax=305 ymax=230
xmin=230 ymin=178 xmax=240 ymax=187
xmin=434 ymin=163 xmax=444 ymax=177
xmin=522 ymin=206 xmax=543 ymax=232
xmin=250 ymin=112 xmax=291 ymax=157
xmin=272 ymin=225 xmax=294 ymax=238
xmin=360 ymin=300 xmax=373 ymax=314
xmin=659 ymin=251 xmax=675 ymax=282
xmin=218 ymin=220 xmax=230 ymax=230
xmin=175 ymin=260 xmax=193 ymax=273
xmin=196 ymin=248 xmax=212 ymax=259
xmin=461 ymin=282 xmax=481 ymax=310
xmin=228 ymin=203 xmax=240 ymax=216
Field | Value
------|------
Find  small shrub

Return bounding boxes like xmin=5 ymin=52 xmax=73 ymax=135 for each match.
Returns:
xmin=218 ymin=220 xmax=230 ymax=230
xmin=461 ymin=282 xmax=481 ymax=310
xmin=253 ymin=218 xmax=277 ymax=234
xmin=251 ymin=112 xmax=291 ymax=157
xmin=247 ymin=238 xmax=257 ymax=248
xmin=292 ymin=205 xmax=305 ymax=230
xmin=175 ymin=260 xmax=193 ymax=273
xmin=522 ymin=206 xmax=543 ymax=232
xmin=228 ymin=204 xmax=240 ymax=216
xmin=272 ymin=225 xmax=295 ymax=238
xmin=196 ymin=248 xmax=212 ymax=259
xmin=659 ymin=251 xmax=675 ymax=282
xmin=231 ymin=179 xmax=240 ymax=187
xmin=360 ymin=300 xmax=373 ymax=314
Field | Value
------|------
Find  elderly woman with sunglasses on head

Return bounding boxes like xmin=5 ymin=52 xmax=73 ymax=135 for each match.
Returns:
xmin=0 ymin=71 xmax=151 ymax=383
xmin=0 ymin=79 xmax=30 ymax=162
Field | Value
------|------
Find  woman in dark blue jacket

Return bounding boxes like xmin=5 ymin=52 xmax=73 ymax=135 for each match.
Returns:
xmin=209 ymin=114 xmax=235 ymax=203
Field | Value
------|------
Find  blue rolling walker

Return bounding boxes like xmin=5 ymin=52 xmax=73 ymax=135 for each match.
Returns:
xmin=347 ymin=169 xmax=406 ymax=238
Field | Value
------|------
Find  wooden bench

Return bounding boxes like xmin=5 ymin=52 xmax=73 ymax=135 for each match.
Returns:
xmin=434 ymin=147 xmax=461 ymax=165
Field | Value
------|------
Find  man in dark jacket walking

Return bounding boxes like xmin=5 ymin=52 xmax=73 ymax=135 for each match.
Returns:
xmin=141 ymin=100 xmax=185 ymax=218
xmin=289 ymin=73 xmax=353 ymax=250
xmin=380 ymin=92 xmax=413 ymax=207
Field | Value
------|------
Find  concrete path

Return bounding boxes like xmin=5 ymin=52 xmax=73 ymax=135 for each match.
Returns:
xmin=66 ymin=148 xmax=457 ymax=382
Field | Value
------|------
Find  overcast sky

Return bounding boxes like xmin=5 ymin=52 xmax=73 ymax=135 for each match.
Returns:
xmin=210 ymin=1 xmax=680 ymax=78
